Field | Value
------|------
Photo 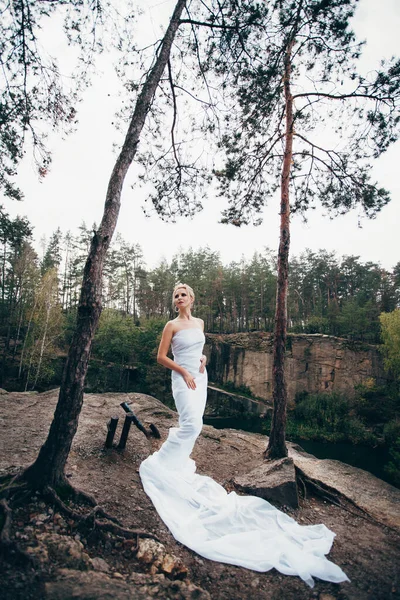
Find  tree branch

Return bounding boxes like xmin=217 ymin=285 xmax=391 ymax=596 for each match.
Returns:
xmin=179 ymin=19 xmax=236 ymax=30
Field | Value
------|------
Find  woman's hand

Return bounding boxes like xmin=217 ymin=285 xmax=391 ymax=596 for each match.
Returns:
xmin=182 ymin=369 xmax=196 ymax=390
xmin=199 ymin=354 xmax=207 ymax=374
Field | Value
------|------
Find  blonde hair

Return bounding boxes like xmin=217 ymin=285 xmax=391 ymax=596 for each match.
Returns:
xmin=172 ymin=282 xmax=195 ymax=307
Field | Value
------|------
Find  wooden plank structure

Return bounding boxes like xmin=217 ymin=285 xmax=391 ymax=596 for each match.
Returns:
xmin=104 ymin=401 xmax=161 ymax=450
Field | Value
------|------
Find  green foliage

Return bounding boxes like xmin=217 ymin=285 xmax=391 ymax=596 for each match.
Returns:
xmin=291 ymin=390 xmax=377 ymax=444
xmin=287 ymin=250 xmax=395 ymax=342
xmin=383 ymin=420 xmax=400 ymax=487
xmin=289 ymin=384 xmax=400 ymax=485
xmin=294 ymin=392 xmax=351 ymax=432
xmin=379 ymin=310 xmax=400 ymax=379
xmin=20 ymin=269 xmax=66 ymax=390
xmin=88 ymin=313 xmax=171 ymax=399
xmin=93 ymin=310 xmax=136 ymax=365
xmin=354 ymin=382 xmax=399 ymax=427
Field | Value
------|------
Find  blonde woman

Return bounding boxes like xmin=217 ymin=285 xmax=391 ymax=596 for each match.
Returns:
xmin=140 ymin=283 xmax=349 ymax=588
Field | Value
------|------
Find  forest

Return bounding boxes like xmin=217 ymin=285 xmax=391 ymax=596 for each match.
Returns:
xmin=1 ymin=205 xmax=399 ymax=391
xmin=2 ymin=207 xmax=400 ymax=487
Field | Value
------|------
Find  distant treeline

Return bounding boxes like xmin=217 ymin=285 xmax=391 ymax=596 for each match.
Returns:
xmin=1 ymin=206 xmax=399 ymax=388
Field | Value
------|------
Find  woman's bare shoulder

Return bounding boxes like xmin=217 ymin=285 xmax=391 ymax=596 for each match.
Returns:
xmin=164 ymin=319 xmax=179 ymax=334
xmin=195 ymin=317 xmax=205 ymax=331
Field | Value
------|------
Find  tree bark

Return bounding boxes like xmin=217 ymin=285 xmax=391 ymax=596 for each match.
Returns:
xmin=265 ymin=39 xmax=295 ymax=460
xmin=23 ymin=0 xmax=187 ymax=489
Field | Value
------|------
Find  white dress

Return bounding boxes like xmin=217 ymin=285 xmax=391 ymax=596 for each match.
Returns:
xmin=139 ymin=328 xmax=349 ymax=588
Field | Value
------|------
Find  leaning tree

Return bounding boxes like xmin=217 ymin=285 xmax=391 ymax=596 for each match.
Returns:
xmin=0 ymin=1 xmax=189 ymax=557
xmin=174 ymin=0 xmax=400 ymax=458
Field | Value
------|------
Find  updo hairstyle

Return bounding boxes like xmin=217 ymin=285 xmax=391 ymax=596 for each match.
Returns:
xmin=172 ymin=283 xmax=195 ymax=307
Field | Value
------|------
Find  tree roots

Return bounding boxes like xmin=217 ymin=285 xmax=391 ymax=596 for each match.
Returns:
xmin=0 ymin=468 xmax=159 ymax=566
xmin=42 ymin=484 xmax=158 ymax=540
xmin=0 ymin=498 xmax=34 ymax=566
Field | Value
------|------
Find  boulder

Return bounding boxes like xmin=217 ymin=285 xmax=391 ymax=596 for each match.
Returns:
xmin=232 ymin=457 xmax=299 ymax=508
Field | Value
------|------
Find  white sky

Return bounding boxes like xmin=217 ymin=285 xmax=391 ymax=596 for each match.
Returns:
xmin=4 ymin=0 xmax=400 ymax=270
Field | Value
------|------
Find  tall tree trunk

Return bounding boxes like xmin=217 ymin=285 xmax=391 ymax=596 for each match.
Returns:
xmin=19 ymin=297 xmax=37 ymax=378
xmin=1 ymin=239 xmax=7 ymax=307
xmin=265 ymin=39 xmax=295 ymax=459
xmin=13 ymin=294 xmax=24 ymax=358
xmin=23 ymin=0 xmax=187 ymax=490
xmin=33 ymin=301 xmax=50 ymax=389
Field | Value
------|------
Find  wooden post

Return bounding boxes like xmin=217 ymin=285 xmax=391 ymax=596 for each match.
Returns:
xmin=120 ymin=401 xmax=149 ymax=437
xmin=105 ymin=416 xmax=119 ymax=448
xmin=118 ymin=415 xmax=134 ymax=450
xmin=149 ymin=423 xmax=161 ymax=439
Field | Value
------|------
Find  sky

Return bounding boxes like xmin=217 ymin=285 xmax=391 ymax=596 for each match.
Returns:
xmin=4 ymin=0 xmax=400 ymax=270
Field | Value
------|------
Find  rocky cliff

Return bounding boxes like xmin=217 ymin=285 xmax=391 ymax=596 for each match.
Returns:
xmin=205 ymin=332 xmax=389 ymax=405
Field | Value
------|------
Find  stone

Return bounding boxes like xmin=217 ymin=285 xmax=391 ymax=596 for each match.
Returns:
xmin=36 ymin=533 xmax=91 ymax=569
xmin=232 ymin=457 xmax=299 ymax=508
xmin=136 ymin=538 xmax=188 ymax=579
xmin=90 ymin=557 xmax=111 ymax=573
xmin=26 ymin=542 xmax=49 ymax=563
xmin=35 ymin=513 xmax=50 ymax=523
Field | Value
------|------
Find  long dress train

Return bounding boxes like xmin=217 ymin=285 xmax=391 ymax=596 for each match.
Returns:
xmin=139 ymin=328 xmax=349 ymax=588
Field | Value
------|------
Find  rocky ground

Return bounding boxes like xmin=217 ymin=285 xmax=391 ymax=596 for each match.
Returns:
xmin=0 ymin=389 xmax=399 ymax=600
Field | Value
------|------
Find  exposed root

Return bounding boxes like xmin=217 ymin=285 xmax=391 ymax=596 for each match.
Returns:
xmin=0 ymin=469 xmax=159 ymax=569
xmin=44 ymin=485 xmax=120 ymax=525
xmin=0 ymin=472 xmax=24 ymax=498
xmin=43 ymin=485 xmax=159 ymax=542
xmin=92 ymin=520 xmax=159 ymax=542
xmin=0 ymin=473 xmax=32 ymax=508
xmin=66 ymin=485 xmax=98 ymax=508
xmin=0 ymin=498 xmax=12 ymax=542
xmin=297 ymin=473 xmax=307 ymax=500
xmin=0 ymin=498 xmax=33 ymax=566
xmin=297 ymin=468 xmax=391 ymax=528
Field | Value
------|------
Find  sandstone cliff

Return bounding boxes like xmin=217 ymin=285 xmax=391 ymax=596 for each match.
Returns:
xmin=205 ymin=333 xmax=389 ymax=405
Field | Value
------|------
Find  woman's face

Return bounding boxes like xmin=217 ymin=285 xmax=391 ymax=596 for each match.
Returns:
xmin=174 ymin=287 xmax=193 ymax=311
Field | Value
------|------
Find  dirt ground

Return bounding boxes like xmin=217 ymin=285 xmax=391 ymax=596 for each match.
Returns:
xmin=0 ymin=389 xmax=399 ymax=600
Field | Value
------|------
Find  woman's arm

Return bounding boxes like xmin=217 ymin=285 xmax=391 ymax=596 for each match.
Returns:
xmin=197 ymin=318 xmax=207 ymax=373
xmin=157 ymin=322 xmax=197 ymax=390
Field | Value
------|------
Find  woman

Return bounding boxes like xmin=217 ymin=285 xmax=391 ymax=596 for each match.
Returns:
xmin=139 ymin=283 xmax=349 ymax=588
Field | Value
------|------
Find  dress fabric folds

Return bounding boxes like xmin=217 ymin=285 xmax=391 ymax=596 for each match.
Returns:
xmin=139 ymin=328 xmax=349 ymax=588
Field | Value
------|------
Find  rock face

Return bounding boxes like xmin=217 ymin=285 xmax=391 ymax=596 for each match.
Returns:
xmin=232 ymin=457 xmax=299 ymax=509
xmin=205 ymin=332 xmax=388 ymax=405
